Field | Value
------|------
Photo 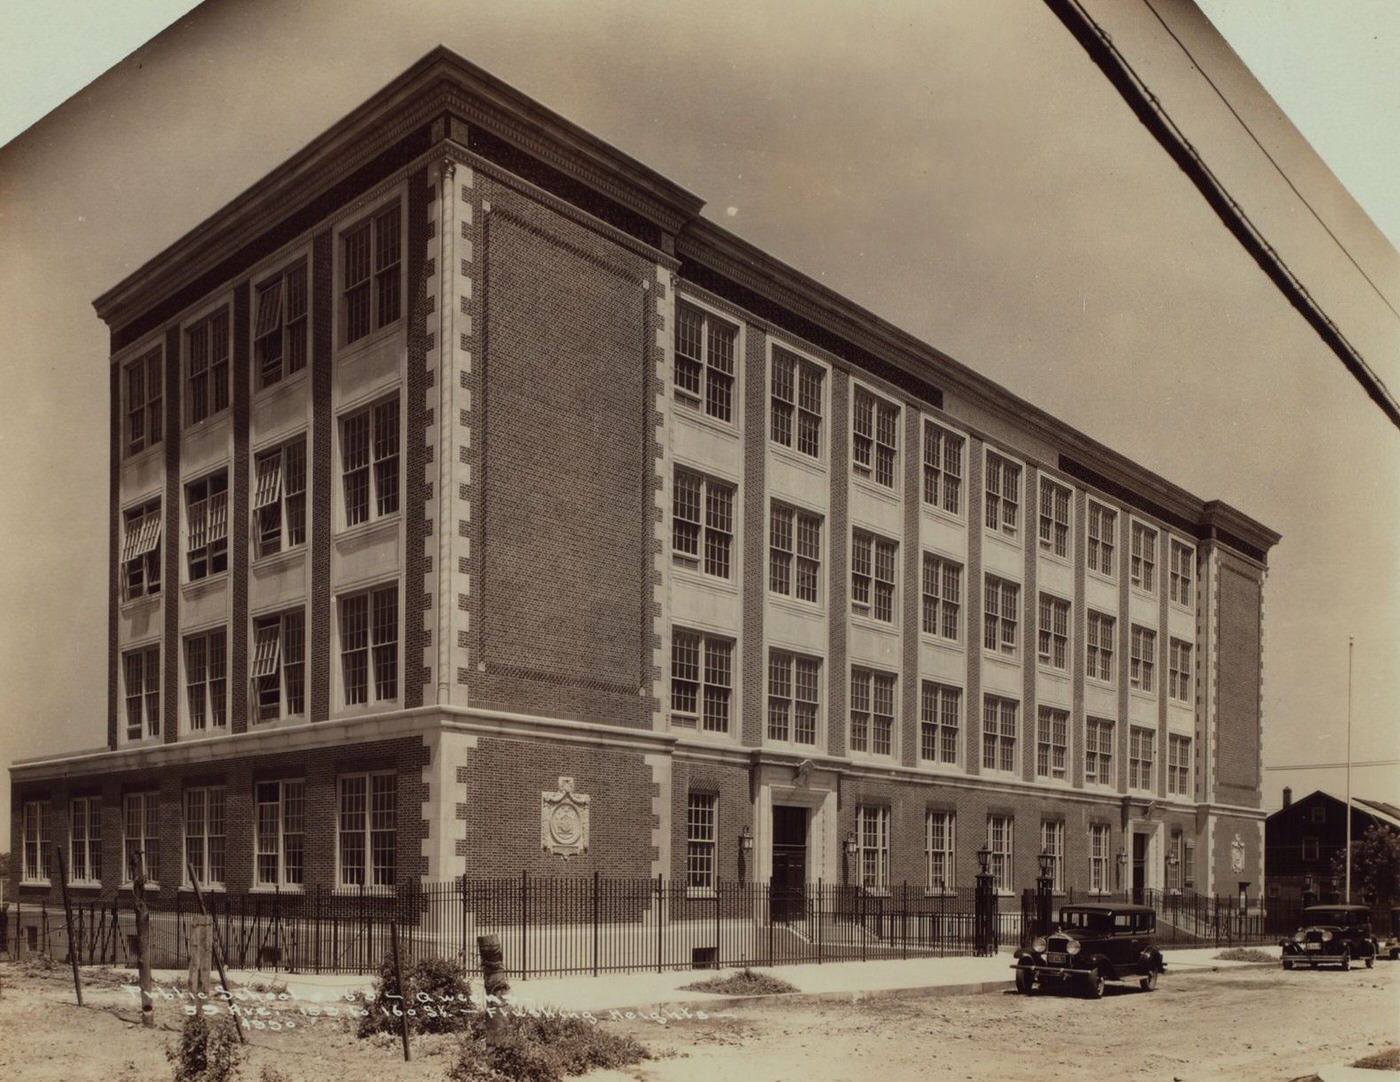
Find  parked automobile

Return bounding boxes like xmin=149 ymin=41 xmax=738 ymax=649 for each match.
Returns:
xmin=1280 ymin=904 xmax=1378 ymax=970
xmin=1384 ymin=908 xmax=1400 ymax=961
xmin=1012 ymin=903 xmax=1165 ymax=998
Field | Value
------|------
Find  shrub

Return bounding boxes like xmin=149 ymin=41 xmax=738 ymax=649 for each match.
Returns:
xmin=447 ymin=1013 xmax=649 ymax=1082
xmin=166 ymin=1011 xmax=243 ymax=1082
xmin=1214 ymin=947 xmax=1276 ymax=964
xmin=680 ymin=967 xmax=798 ymax=995
xmin=356 ymin=953 xmax=474 ymax=1038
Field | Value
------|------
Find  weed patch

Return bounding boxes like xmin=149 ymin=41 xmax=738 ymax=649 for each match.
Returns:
xmin=1214 ymin=948 xmax=1276 ymax=964
xmin=680 ymin=967 xmax=798 ymax=996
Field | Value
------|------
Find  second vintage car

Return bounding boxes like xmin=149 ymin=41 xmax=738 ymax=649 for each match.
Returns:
xmin=1280 ymin=904 xmax=1378 ymax=970
xmin=1012 ymin=902 xmax=1165 ymax=998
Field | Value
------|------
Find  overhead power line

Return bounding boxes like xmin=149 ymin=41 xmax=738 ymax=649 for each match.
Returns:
xmin=1265 ymin=760 xmax=1400 ymax=771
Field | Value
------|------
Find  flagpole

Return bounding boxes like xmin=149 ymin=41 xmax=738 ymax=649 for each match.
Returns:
xmin=1345 ymin=636 xmax=1353 ymax=904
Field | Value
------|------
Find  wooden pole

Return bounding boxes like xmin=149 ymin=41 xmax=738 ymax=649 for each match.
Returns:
xmin=187 ymin=866 xmax=244 ymax=1045
xmin=54 ymin=847 xmax=83 ymax=1006
xmin=390 ymin=921 xmax=411 ymax=1062
xmin=129 ymin=850 xmax=153 ymax=1028
xmin=477 ymin=933 xmax=511 ymax=1044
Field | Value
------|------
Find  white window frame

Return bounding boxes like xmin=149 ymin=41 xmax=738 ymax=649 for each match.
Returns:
xmin=769 ymin=344 xmax=823 ymax=458
xmin=1085 ymin=717 xmax=1114 ymax=786
xmin=1040 ymin=820 xmax=1065 ymax=893
xmin=1038 ymin=478 xmax=1071 ymax=558
xmin=253 ymin=436 xmax=308 ymax=559
xmin=981 ymin=695 xmax=1018 ymax=774
xmin=984 ymin=451 xmax=1021 ymax=538
xmin=769 ymin=502 xmax=822 ymax=603
xmin=1037 ymin=593 xmax=1068 ymax=670
xmin=253 ymin=257 xmax=309 ymax=389
xmin=925 ymin=810 xmax=956 ymax=894
xmin=919 ymin=681 xmax=960 ymax=765
xmin=686 ymin=792 xmax=718 ymax=894
xmin=252 ymin=609 xmax=307 ymax=722
xmin=986 ymin=815 xmax=1013 ymax=894
xmin=852 ymin=530 xmax=897 ymax=623
xmin=123 ymin=644 xmax=161 ymax=741
xmin=339 ymin=584 xmax=399 ymax=707
xmin=767 ymin=650 xmax=821 ymax=746
xmin=922 ymin=420 xmax=964 ymax=516
xmin=983 ymin=575 xmax=1019 ymax=656
xmin=857 ymin=805 xmax=891 ymax=893
xmin=1168 ymin=734 xmax=1192 ymax=796
xmin=21 ymin=801 xmax=49 ymax=883
xmin=338 ymin=771 xmax=397 ymax=891
xmin=1086 ymin=610 xmax=1115 ymax=683
xmin=1169 ymin=638 xmax=1193 ymax=703
xmin=673 ymin=467 xmax=735 ymax=579
xmin=124 ymin=346 xmax=163 ymax=457
xmin=1169 ymin=540 xmax=1195 ymax=607
xmin=1036 ymin=706 xmax=1068 ymax=780
xmin=1130 ymin=625 xmax=1157 ymax=693
xmin=852 ymin=386 xmax=899 ymax=488
xmin=69 ymin=796 xmax=101 ymax=885
xmin=674 ymin=300 xmax=737 ymax=423
xmin=670 ymin=629 xmax=733 ymax=734
xmin=340 ymin=397 xmax=400 ymax=528
xmin=183 ymin=628 xmax=228 ymax=732
xmin=1129 ymin=726 xmax=1156 ymax=791
xmin=122 ymin=791 xmax=160 ymax=885
xmin=185 ymin=304 xmax=231 ymax=426
xmin=184 ymin=786 xmax=226 ymax=889
xmin=850 ymin=667 xmax=896 ymax=756
xmin=1089 ymin=823 xmax=1111 ymax=894
xmin=185 ymin=469 xmax=229 ymax=582
xmin=1086 ymin=501 xmax=1116 ymax=577
xmin=921 ymin=553 xmax=961 ymax=641
xmin=121 ymin=498 xmax=163 ymax=602
xmin=254 ymin=779 xmax=305 ymax=890
xmin=1130 ymin=521 xmax=1158 ymax=594
xmin=341 ymin=201 xmax=402 ymax=346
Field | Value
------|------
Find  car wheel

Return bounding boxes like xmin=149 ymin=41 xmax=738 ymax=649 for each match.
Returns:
xmin=1365 ymin=953 xmax=1374 ymax=969
xmin=1140 ymin=969 xmax=1158 ymax=992
xmin=1086 ymin=967 xmax=1105 ymax=999
xmin=1341 ymin=950 xmax=1351 ymax=971
xmin=1015 ymin=966 xmax=1035 ymax=994
xmin=1390 ymin=949 xmax=1399 ymax=961
xmin=1282 ymin=957 xmax=1293 ymax=971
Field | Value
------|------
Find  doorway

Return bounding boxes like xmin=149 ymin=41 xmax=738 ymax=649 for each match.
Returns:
xmin=1132 ymin=831 xmax=1149 ymax=904
xmin=770 ymin=805 xmax=808 ymax=922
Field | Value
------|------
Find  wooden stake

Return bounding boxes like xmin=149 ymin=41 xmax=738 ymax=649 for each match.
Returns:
xmin=390 ymin=921 xmax=411 ymax=1062
xmin=54 ymin=847 xmax=83 ymax=1006
xmin=129 ymin=851 xmax=153 ymax=1028
xmin=477 ymin=934 xmax=511 ymax=1044
xmin=187 ymin=866 xmax=244 ymax=1044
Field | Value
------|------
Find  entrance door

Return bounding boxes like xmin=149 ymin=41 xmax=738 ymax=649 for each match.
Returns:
xmin=770 ymin=806 xmax=808 ymax=923
xmin=1132 ymin=832 xmax=1149 ymax=904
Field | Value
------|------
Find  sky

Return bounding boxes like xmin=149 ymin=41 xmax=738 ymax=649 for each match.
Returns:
xmin=0 ymin=0 xmax=1396 ymax=850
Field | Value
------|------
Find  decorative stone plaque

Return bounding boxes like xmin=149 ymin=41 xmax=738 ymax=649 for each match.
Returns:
xmin=541 ymin=776 xmax=591 ymax=858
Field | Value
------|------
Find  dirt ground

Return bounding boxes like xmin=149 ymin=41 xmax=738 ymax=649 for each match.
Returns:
xmin=0 ymin=957 xmax=1395 ymax=1082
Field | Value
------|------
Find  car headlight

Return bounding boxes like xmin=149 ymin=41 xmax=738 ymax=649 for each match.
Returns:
xmin=1066 ymin=940 xmax=1081 ymax=956
xmin=1293 ymin=931 xmax=1307 ymax=942
xmin=1321 ymin=930 xmax=1333 ymax=942
xmin=1032 ymin=936 xmax=1047 ymax=953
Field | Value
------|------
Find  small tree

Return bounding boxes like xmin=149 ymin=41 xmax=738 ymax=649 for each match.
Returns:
xmin=1330 ymin=824 xmax=1400 ymax=906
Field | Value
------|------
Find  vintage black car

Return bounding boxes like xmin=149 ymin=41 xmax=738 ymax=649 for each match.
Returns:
xmin=1280 ymin=904 xmax=1378 ymax=970
xmin=1012 ymin=903 xmax=1165 ymax=998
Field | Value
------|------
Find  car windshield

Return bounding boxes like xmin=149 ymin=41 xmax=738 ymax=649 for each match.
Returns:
xmin=1305 ymin=909 xmax=1359 ymax=926
xmin=1059 ymin=909 xmax=1112 ymax=933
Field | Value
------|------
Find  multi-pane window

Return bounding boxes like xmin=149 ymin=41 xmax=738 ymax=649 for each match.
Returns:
xmin=1036 ymin=707 xmax=1068 ymax=780
xmin=1169 ymin=639 xmax=1193 ymax=703
xmin=1038 ymin=479 xmax=1071 ymax=557
xmin=850 ymin=668 xmax=896 ymax=756
xmin=920 ymin=681 xmax=960 ymax=765
xmin=254 ymin=259 xmax=309 ymax=387
xmin=121 ymin=499 xmax=162 ymax=600
xmin=1085 ymin=718 xmax=1114 ymax=786
xmin=1130 ymin=626 xmax=1157 ymax=693
xmin=1089 ymin=823 xmax=1111 ymax=893
xmin=184 ymin=787 xmax=226 ymax=887
xmin=767 ymin=651 xmax=820 ymax=745
xmin=1129 ymin=726 xmax=1155 ymax=790
xmin=671 ymin=631 xmax=732 ymax=733
xmin=673 ymin=469 xmax=734 ymax=579
xmin=340 ymin=585 xmax=398 ymax=705
xmin=255 ymin=779 xmax=305 ymax=888
xmin=857 ymin=805 xmax=890 ymax=891
xmin=1168 ymin=734 xmax=1192 ymax=796
xmin=186 ymin=306 xmax=230 ymax=424
xmin=341 ymin=399 xmax=399 ymax=526
xmin=921 ymin=554 xmax=961 ymax=640
xmin=1169 ymin=540 xmax=1194 ymax=605
xmin=852 ymin=387 xmax=898 ymax=488
xmin=852 ymin=531 xmax=897 ymax=623
xmin=1037 ymin=594 xmax=1068 ymax=669
xmin=338 ymin=772 xmax=397 ymax=889
xmin=21 ymin=802 xmax=48 ymax=882
xmin=123 ymin=645 xmax=161 ymax=740
xmin=686 ymin=793 xmax=717 ymax=891
xmin=186 ymin=471 xmax=229 ymax=580
xmin=986 ymin=815 xmax=1013 ymax=893
xmin=983 ymin=576 xmax=1019 ymax=655
xmin=984 ymin=452 xmax=1021 ymax=537
xmin=1040 ymin=820 xmax=1065 ymax=892
xmin=769 ymin=503 xmax=821 ymax=602
xmin=125 ymin=348 xmax=163 ymax=456
xmin=770 ymin=346 xmax=822 ymax=457
xmin=123 ymin=792 xmax=160 ymax=882
xmin=184 ymin=629 xmax=228 ymax=731
xmin=70 ymin=797 xmax=101 ymax=883
xmin=926 ymin=811 xmax=955 ymax=893
xmin=343 ymin=204 xmax=401 ymax=344
xmin=252 ymin=610 xmax=306 ymax=721
xmin=1130 ymin=522 xmax=1157 ymax=592
xmin=1086 ymin=611 xmax=1115 ymax=682
xmin=1086 ymin=502 xmax=1116 ymax=576
xmin=674 ymin=302 xmax=736 ymax=422
xmin=982 ymin=695 xmax=1018 ymax=773
xmin=923 ymin=421 xmax=963 ymax=514
xmin=253 ymin=438 xmax=308 ymax=558
xmin=1167 ymin=830 xmax=1184 ymax=891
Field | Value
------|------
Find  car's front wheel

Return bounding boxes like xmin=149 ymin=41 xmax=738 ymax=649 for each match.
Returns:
xmin=1140 ymin=969 xmax=1158 ymax=992
xmin=1086 ymin=967 xmax=1105 ymax=999
xmin=1341 ymin=949 xmax=1351 ymax=971
xmin=1282 ymin=957 xmax=1294 ymax=971
xmin=1015 ymin=966 xmax=1035 ymax=994
xmin=1364 ymin=952 xmax=1374 ymax=969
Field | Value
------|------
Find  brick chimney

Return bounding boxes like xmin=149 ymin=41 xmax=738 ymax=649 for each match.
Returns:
xmin=1282 ymin=786 xmax=1292 ymax=808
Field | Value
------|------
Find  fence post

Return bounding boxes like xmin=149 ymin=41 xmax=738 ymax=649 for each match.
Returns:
xmin=656 ymin=874 xmax=664 ymax=974
xmin=591 ymin=871 xmax=600 ymax=978
xmin=714 ymin=878 xmax=721 ymax=967
xmin=520 ymin=871 xmax=528 ymax=981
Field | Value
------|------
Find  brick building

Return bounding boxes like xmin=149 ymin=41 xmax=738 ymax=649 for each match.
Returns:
xmin=10 ymin=48 xmax=1278 ymax=916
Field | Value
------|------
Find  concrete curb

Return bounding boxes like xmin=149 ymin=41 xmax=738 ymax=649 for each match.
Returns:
xmin=638 ymin=979 xmax=1015 ymax=1014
